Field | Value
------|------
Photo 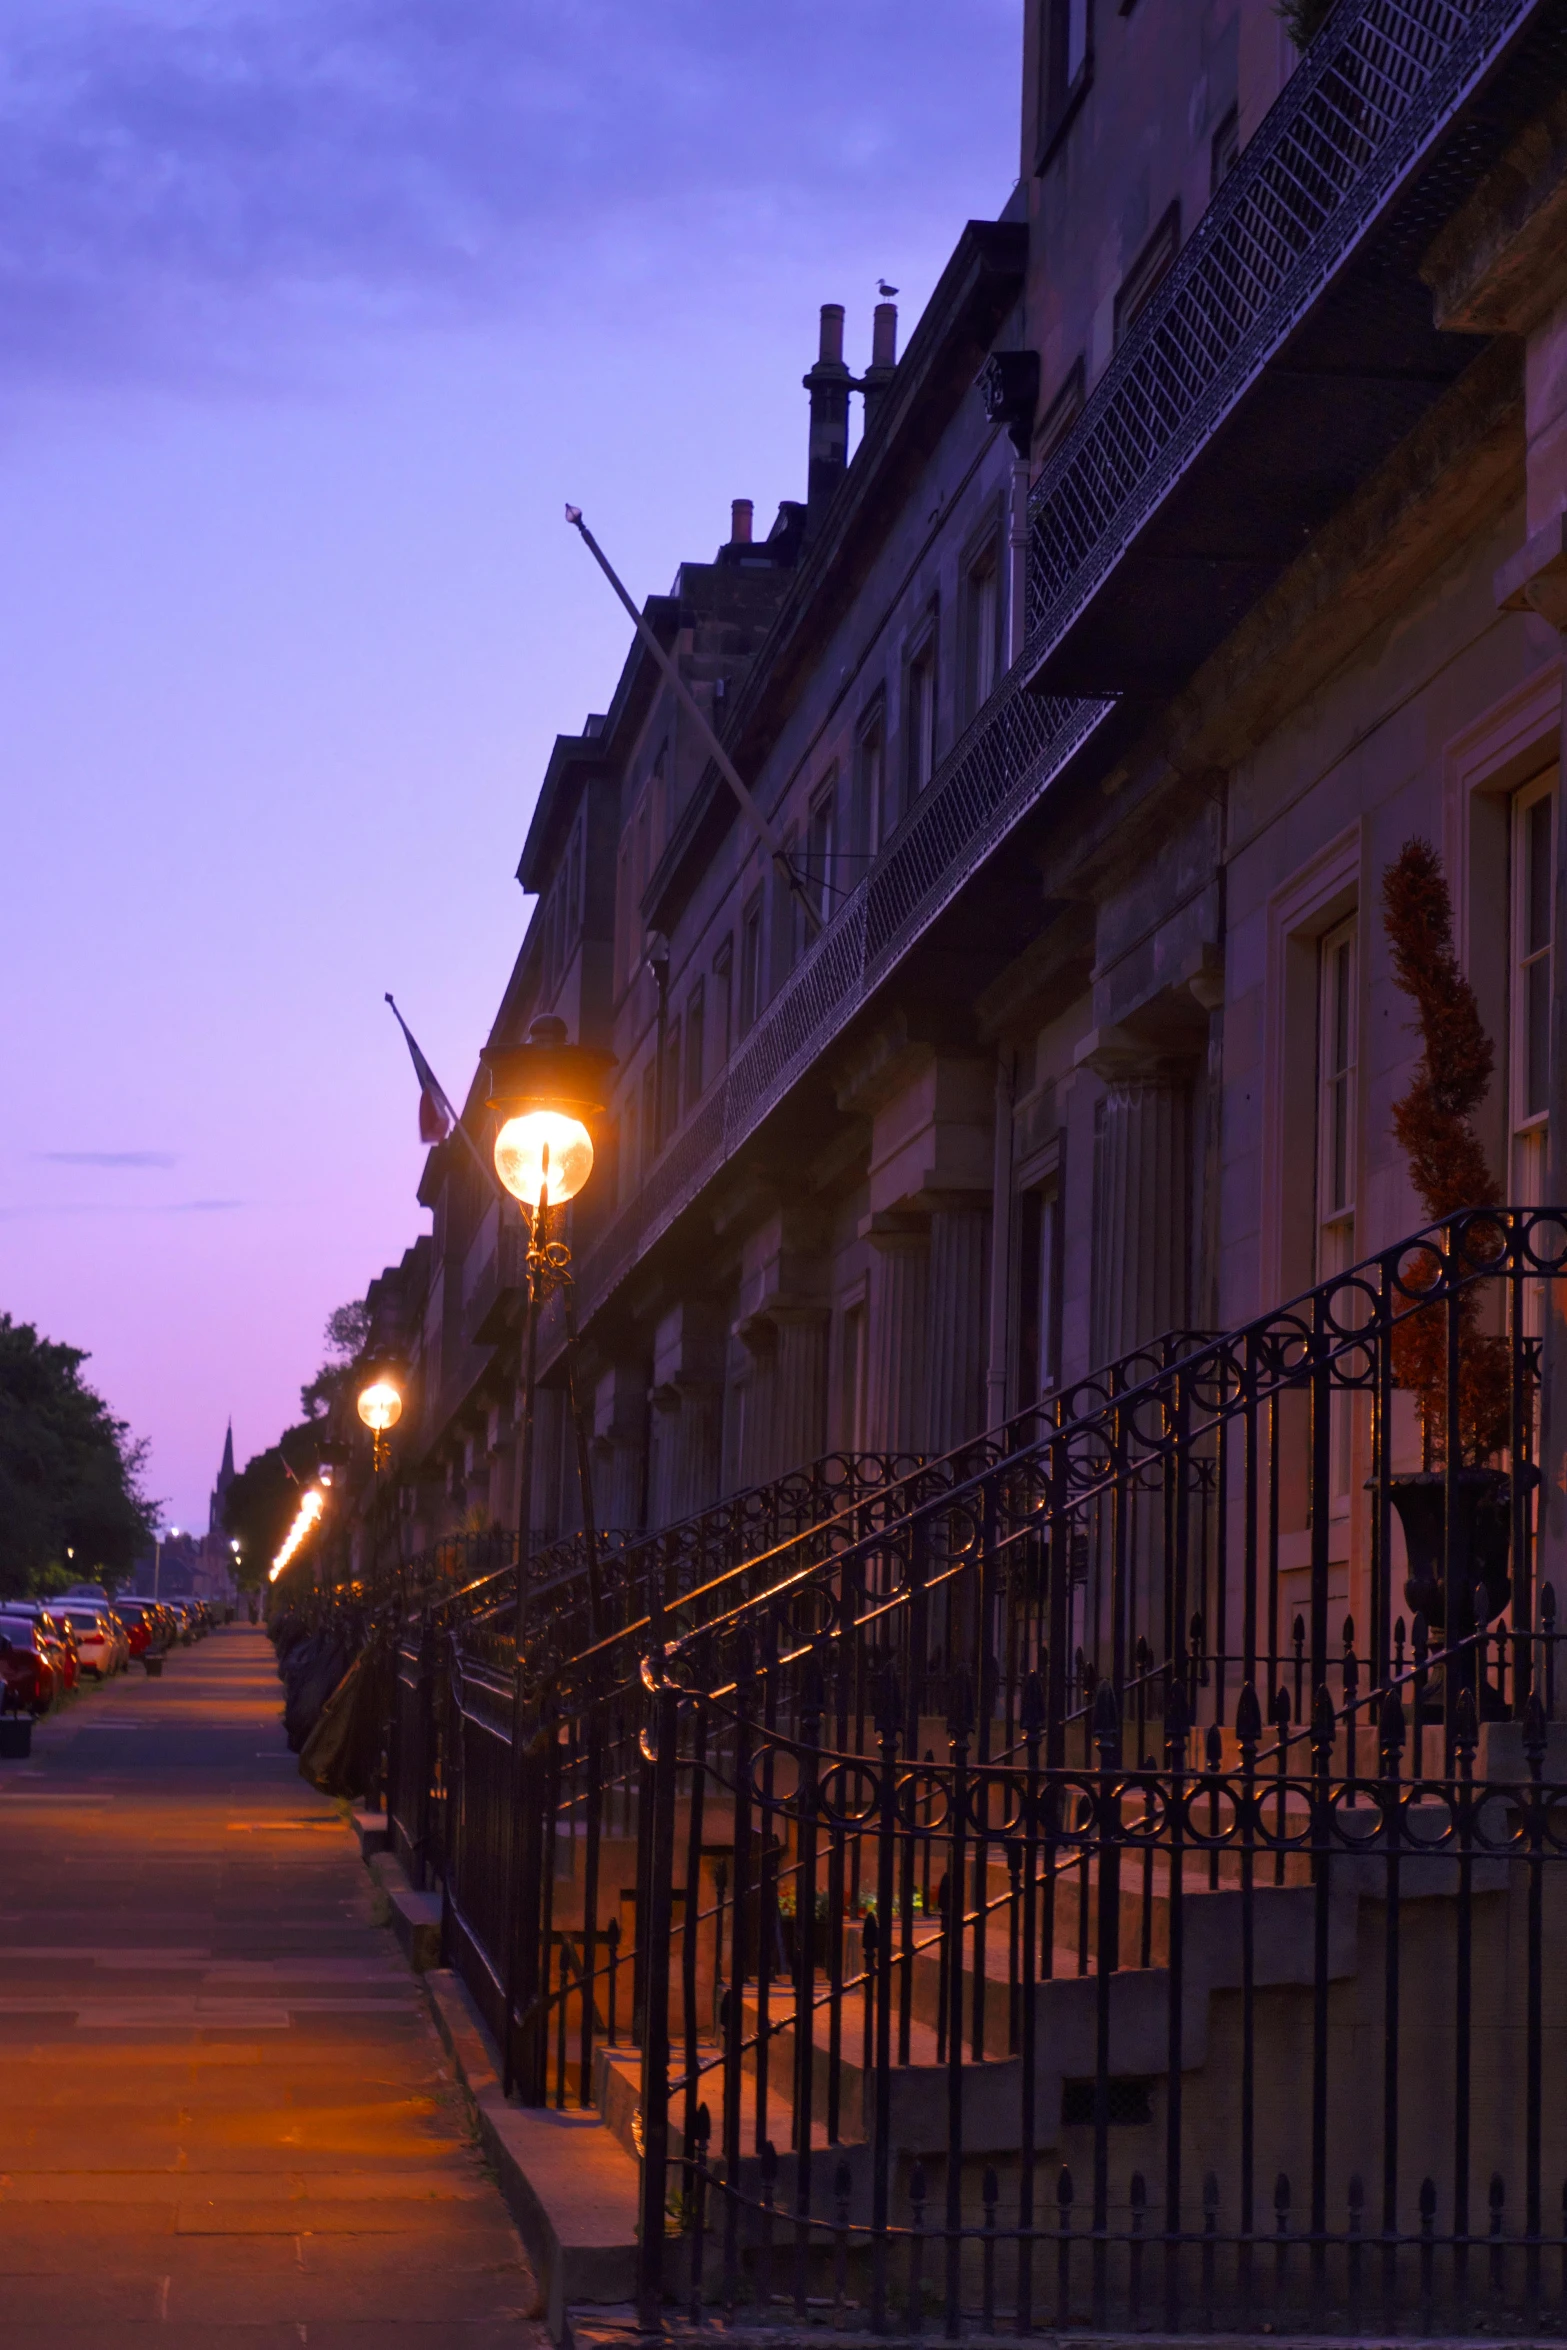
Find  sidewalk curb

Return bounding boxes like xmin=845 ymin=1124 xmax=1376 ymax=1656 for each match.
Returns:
xmin=362 ymin=1846 xmax=640 ymax=2341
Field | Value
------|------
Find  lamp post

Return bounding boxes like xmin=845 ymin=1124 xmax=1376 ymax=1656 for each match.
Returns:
xmin=486 ymin=1012 xmax=614 ymax=2102
xmin=486 ymin=1014 xmax=615 ymax=1632
xmin=152 ymin=1527 xmax=180 ymax=1602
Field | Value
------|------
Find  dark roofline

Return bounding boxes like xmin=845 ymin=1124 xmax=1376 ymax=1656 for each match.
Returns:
xmin=645 ymin=217 xmax=1027 ymax=935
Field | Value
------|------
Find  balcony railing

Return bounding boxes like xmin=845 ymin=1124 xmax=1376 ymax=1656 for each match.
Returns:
xmin=1025 ymin=0 xmax=1541 ymax=659
xmin=570 ymin=0 xmax=1546 ymax=1348
xmin=573 ymin=678 xmax=1105 ymax=1330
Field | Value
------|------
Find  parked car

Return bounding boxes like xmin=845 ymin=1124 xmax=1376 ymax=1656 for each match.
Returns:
xmin=12 ymin=1607 xmax=80 ymax=1694
xmin=115 ymin=1598 xmax=174 ymax=1658
xmin=60 ymin=1608 xmax=123 ymax=1680
xmin=112 ymin=1607 xmax=151 ymax=1661
xmin=0 ymin=1617 xmax=58 ymax=1714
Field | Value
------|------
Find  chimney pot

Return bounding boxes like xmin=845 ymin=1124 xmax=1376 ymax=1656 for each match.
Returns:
xmin=872 ymin=302 xmax=898 ymax=370
xmin=818 ymin=303 xmax=846 ymax=366
xmin=730 ymin=498 xmax=753 ymax=546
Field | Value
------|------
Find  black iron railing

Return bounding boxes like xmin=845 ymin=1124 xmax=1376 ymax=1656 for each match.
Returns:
xmin=506 ymin=1207 xmax=1567 ymax=2334
xmin=370 ymin=1206 xmax=1567 ymax=2332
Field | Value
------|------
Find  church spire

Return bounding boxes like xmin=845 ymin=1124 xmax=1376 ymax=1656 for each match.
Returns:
xmin=209 ymin=1420 xmax=236 ymax=1535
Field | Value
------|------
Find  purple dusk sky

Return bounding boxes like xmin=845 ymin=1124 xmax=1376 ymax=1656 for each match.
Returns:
xmin=0 ymin=0 xmax=1019 ymax=1532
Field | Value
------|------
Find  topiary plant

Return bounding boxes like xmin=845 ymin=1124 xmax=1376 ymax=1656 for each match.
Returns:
xmin=1381 ymin=838 xmax=1513 ymax=1464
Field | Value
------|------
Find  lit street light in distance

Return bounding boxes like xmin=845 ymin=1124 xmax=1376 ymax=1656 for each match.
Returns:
xmin=270 ymin=1490 xmax=324 ymax=1582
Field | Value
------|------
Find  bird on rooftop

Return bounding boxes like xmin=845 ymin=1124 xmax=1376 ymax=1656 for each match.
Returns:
xmin=878 ymin=280 xmax=898 ymax=299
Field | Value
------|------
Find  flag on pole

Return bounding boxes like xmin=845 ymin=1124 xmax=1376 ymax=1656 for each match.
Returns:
xmin=385 ymin=994 xmax=457 ymax=1145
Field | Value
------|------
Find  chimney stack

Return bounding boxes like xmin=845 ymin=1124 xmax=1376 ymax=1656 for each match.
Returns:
xmin=803 ymin=302 xmax=851 ymax=529
xmin=730 ymin=497 xmax=753 ymax=546
xmin=862 ymin=300 xmax=899 ymax=439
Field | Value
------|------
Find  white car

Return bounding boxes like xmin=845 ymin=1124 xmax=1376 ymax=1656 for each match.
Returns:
xmin=61 ymin=1609 xmax=123 ymax=1679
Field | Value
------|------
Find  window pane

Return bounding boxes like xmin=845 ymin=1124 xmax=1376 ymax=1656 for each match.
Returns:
xmin=1529 ymin=793 xmax=1553 ymax=957
xmin=1527 ymin=952 xmax=1551 ymax=1119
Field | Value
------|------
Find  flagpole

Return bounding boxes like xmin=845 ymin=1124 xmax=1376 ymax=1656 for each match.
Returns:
xmin=564 ymin=505 xmax=824 ymax=938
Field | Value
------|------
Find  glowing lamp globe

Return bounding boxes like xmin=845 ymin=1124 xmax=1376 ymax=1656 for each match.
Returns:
xmin=357 ymin=1378 xmax=403 ymax=1436
xmin=484 ymin=1017 xmax=616 ymax=1214
xmin=494 ymin=1110 xmax=594 ymax=1208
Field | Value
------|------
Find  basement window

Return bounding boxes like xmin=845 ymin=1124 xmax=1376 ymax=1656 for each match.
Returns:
xmin=1061 ymin=2077 xmax=1153 ymax=2127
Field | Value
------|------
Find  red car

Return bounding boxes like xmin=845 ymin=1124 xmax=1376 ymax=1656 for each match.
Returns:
xmin=0 ymin=1619 xmax=58 ymax=1715
xmin=113 ymin=1608 xmax=152 ymax=1661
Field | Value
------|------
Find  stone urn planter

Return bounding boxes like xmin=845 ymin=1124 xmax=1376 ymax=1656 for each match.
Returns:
xmin=1387 ymin=1467 xmax=1533 ymax=1722
xmin=1389 ymin=1467 xmax=1517 ymax=1634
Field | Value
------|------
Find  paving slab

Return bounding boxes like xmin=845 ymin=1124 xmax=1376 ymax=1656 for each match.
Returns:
xmin=0 ymin=1623 xmax=544 ymax=2346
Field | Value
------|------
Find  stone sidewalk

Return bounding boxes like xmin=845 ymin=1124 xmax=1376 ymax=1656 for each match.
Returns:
xmin=0 ymin=1622 xmax=543 ymax=2347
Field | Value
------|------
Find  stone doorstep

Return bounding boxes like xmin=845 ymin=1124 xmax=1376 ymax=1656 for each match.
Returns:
xmin=422 ymin=1964 xmax=641 ymax=2343
xmin=368 ymin=1850 xmax=443 ymax=1973
xmin=352 ymin=1807 xmax=391 ymax=1860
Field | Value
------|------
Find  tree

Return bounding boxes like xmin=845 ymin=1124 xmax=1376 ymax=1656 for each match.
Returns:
xmin=222 ymin=1424 xmax=324 ymax=1592
xmin=299 ymin=1297 xmax=372 ymax=1422
xmin=0 ymin=1315 xmax=159 ymax=1597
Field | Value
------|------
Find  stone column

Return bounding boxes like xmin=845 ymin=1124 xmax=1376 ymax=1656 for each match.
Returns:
xmin=926 ymin=1196 xmax=991 ymax=1454
xmin=866 ymin=1213 xmax=931 ymax=1456
xmin=771 ymin=1308 xmax=830 ymax=1474
xmin=1081 ymin=1036 xmax=1194 ymax=1366
xmin=734 ymin=1319 xmax=778 ymax=1488
xmin=670 ymin=1383 xmax=723 ymax=1519
xmin=593 ymin=1362 xmax=648 ymax=1532
xmin=646 ymin=1387 xmax=682 ymax=1531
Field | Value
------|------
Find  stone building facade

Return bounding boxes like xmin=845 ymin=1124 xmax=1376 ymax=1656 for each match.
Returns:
xmin=370 ymin=0 xmax=1567 ymax=1668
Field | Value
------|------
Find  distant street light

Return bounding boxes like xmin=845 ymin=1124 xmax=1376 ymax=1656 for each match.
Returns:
xmin=270 ymin=1490 xmax=324 ymax=1583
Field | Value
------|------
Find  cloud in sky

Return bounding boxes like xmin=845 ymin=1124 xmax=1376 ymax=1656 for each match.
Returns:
xmin=0 ymin=0 xmax=1020 ymax=388
xmin=0 ymin=1198 xmax=242 ymax=1218
xmin=36 ymin=1149 xmax=178 ymax=1167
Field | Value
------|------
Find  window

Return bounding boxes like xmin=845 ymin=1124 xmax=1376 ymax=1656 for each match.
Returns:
xmin=1210 ymin=105 xmax=1239 ymax=195
xmin=683 ymin=980 xmax=706 ymax=1114
xmin=640 ymin=1061 xmax=658 ymax=1172
xmin=1511 ymin=771 xmax=1557 ymax=1201
xmin=648 ymin=743 xmax=669 ymax=866
xmin=806 ymin=778 xmax=837 ymax=923
xmin=621 ymin=1092 xmax=639 ymax=1202
xmin=738 ymin=891 xmax=764 ymax=1035
xmin=841 ymin=1302 xmax=868 ymax=1452
xmin=662 ymin=1012 xmax=682 ymax=1145
xmin=854 ymin=701 xmax=887 ymax=860
xmin=963 ymin=542 xmax=1002 ymax=721
xmin=615 ymin=835 xmax=634 ymax=994
xmin=1015 ymin=1180 xmax=1059 ymax=1409
xmin=1037 ymin=0 xmax=1091 ymax=165
xmin=1114 ymin=205 xmax=1181 ymax=347
xmin=712 ymin=937 xmax=734 ymax=1067
xmin=1316 ymin=917 xmax=1357 ymax=1280
xmin=1316 ymin=916 xmax=1358 ymax=1498
xmin=905 ymin=623 xmax=938 ymax=806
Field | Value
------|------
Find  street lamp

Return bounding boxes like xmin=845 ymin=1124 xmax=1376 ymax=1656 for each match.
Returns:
xmin=483 ymin=1019 xmax=614 ymax=1588
xmin=485 ymin=1014 xmax=614 ymax=2105
xmin=357 ymin=1373 xmax=403 ymax=1472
